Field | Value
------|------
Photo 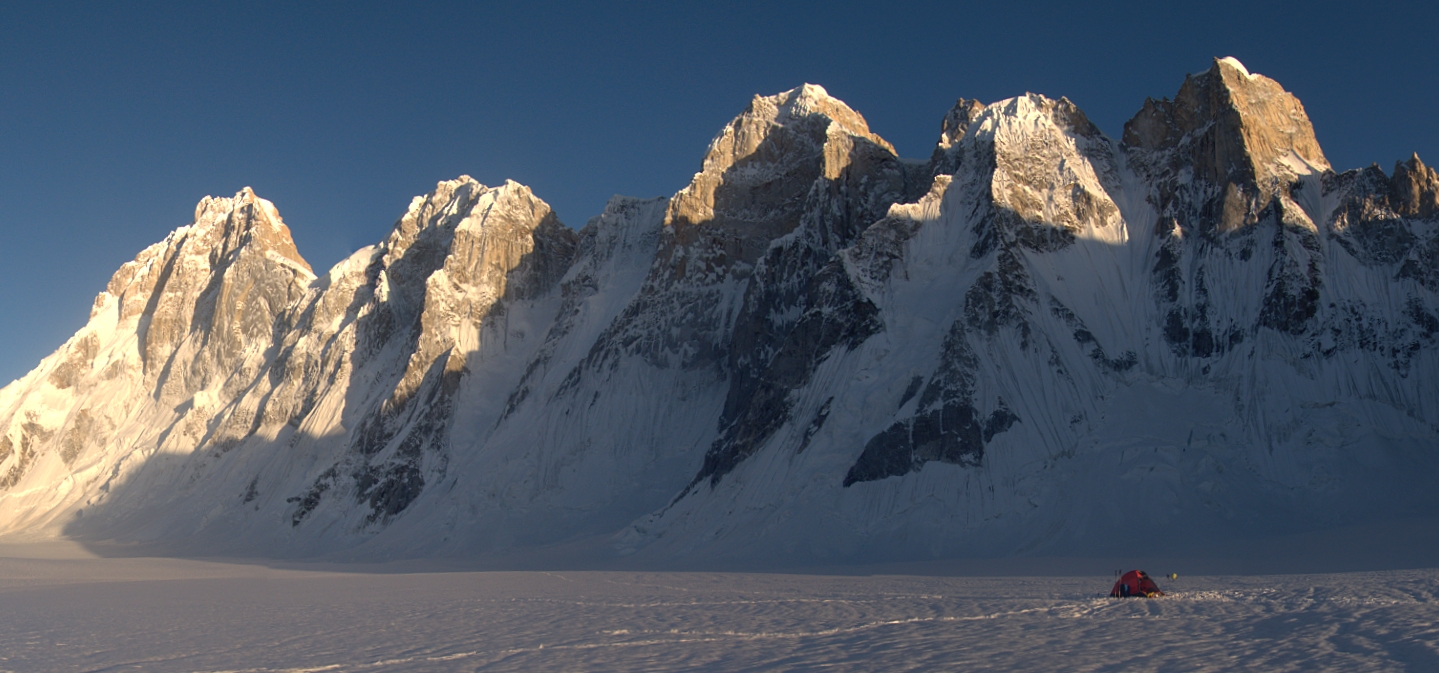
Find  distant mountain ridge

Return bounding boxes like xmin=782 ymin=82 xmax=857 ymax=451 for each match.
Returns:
xmin=1 ymin=58 xmax=1435 ymax=564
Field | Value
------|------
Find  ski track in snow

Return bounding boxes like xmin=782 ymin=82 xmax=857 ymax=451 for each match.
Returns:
xmin=0 ymin=544 xmax=1435 ymax=672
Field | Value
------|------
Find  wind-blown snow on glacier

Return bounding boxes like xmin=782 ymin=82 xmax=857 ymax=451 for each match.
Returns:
xmin=0 ymin=59 xmax=1434 ymax=564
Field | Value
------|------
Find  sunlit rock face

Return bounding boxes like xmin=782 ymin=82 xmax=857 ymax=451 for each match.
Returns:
xmin=1 ymin=59 xmax=1436 ymax=565
xmin=665 ymin=84 xmax=902 ymax=261
xmin=1124 ymin=57 xmax=1329 ymax=235
xmin=0 ymin=189 xmax=314 ymax=528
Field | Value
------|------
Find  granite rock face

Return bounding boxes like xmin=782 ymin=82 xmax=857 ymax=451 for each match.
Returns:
xmin=0 ymin=189 xmax=314 ymax=521
xmin=1 ymin=61 xmax=1435 ymax=564
xmin=1124 ymin=57 xmax=1329 ymax=235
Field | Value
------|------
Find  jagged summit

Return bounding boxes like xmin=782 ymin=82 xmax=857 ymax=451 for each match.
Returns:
xmin=929 ymin=98 xmax=986 ymax=175
xmin=102 ymin=189 xmax=315 ymax=393
xmin=1392 ymin=153 xmax=1439 ymax=219
xmin=768 ymin=83 xmax=892 ymax=151
xmin=1122 ymin=57 xmax=1329 ymax=233
xmin=969 ymin=93 xmax=1123 ymax=246
xmin=664 ymin=83 xmax=909 ymax=269
xmin=1124 ymin=56 xmax=1328 ymax=174
xmin=210 ymin=186 xmax=312 ymax=273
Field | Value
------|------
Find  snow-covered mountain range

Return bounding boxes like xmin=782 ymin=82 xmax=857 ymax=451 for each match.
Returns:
xmin=2 ymin=58 xmax=1435 ymax=564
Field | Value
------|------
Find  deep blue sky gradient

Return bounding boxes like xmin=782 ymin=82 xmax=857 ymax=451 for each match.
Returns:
xmin=2 ymin=1 xmax=1437 ymax=384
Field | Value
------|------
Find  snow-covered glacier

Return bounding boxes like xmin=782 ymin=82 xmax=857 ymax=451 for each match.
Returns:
xmin=1 ymin=58 xmax=1435 ymax=565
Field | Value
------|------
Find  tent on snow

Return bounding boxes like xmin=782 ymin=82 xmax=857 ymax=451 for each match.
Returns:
xmin=1110 ymin=570 xmax=1164 ymax=598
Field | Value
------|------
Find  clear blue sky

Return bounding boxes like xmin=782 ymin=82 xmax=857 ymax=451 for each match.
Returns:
xmin=2 ymin=1 xmax=1436 ymax=385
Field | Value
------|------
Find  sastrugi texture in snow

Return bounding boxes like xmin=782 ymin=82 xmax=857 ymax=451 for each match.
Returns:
xmin=0 ymin=59 xmax=1435 ymax=563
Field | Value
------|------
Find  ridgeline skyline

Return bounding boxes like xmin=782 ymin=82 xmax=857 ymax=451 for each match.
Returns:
xmin=2 ymin=1 xmax=1436 ymax=385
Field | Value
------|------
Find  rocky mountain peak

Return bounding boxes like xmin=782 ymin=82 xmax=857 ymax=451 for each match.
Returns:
xmin=444 ymin=178 xmax=575 ymax=301
xmin=373 ymin=175 xmax=575 ymax=421
xmin=99 ymin=189 xmax=313 ymax=329
xmin=195 ymin=188 xmax=312 ymax=274
xmin=980 ymin=94 xmax=1103 ymax=139
xmin=664 ymin=84 xmax=899 ymax=268
xmin=458 ymin=180 xmax=555 ymax=235
xmin=973 ymin=94 xmax=1122 ymax=246
xmin=348 ymin=176 xmax=579 ymax=379
xmin=1391 ymin=153 xmax=1439 ymax=219
xmin=137 ymin=190 xmax=315 ymax=400
xmin=936 ymin=98 xmax=987 ymax=150
xmin=1125 ymin=57 xmax=1327 ymax=178
xmin=407 ymin=177 xmax=557 ymax=247
xmin=387 ymin=177 xmax=485 ymax=254
xmin=770 ymin=84 xmax=891 ymax=150
xmin=1211 ymin=57 xmax=1327 ymax=171
xmin=1123 ymin=57 xmax=1328 ymax=233
xmin=929 ymin=98 xmax=986 ymax=176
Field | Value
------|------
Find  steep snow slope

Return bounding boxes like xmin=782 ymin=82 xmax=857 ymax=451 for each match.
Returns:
xmin=0 ymin=60 xmax=1434 ymax=565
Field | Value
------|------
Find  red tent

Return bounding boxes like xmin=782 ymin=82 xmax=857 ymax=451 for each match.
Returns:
xmin=1110 ymin=570 xmax=1164 ymax=598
